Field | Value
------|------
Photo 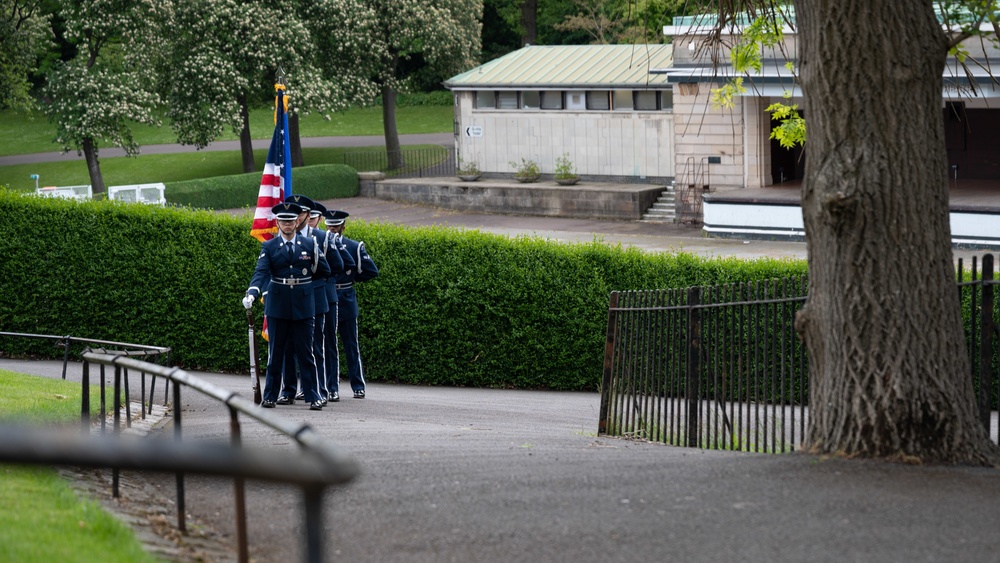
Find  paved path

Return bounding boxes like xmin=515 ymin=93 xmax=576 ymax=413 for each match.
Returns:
xmin=0 ymin=133 xmax=454 ymax=167
xmin=4 ymin=359 xmax=1000 ymax=563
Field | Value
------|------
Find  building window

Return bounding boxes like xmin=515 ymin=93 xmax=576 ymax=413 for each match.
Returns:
xmin=521 ymin=91 xmax=540 ymax=109
xmin=660 ymin=90 xmax=674 ymax=110
xmin=586 ymin=91 xmax=610 ymax=110
xmin=566 ymin=92 xmax=586 ymax=110
xmin=613 ymin=91 xmax=633 ymax=111
xmin=475 ymin=91 xmax=495 ymax=109
xmin=540 ymin=91 xmax=564 ymax=110
xmin=634 ymin=91 xmax=658 ymax=111
xmin=497 ymin=91 xmax=518 ymax=109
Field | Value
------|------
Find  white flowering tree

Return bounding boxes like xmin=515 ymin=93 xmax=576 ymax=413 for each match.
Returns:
xmin=0 ymin=0 xmax=51 ymax=111
xmin=287 ymin=0 xmax=381 ymax=166
xmin=322 ymin=0 xmax=482 ymax=168
xmin=41 ymin=0 xmax=168 ymax=195
xmin=167 ymin=0 xmax=314 ymax=173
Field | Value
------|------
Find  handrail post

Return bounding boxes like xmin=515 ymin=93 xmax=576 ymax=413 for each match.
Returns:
xmin=173 ymin=379 xmax=187 ymax=533
xmin=61 ymin=335 xmax=72 ymax=380
xmin=113 ymin=363 xmax=122 ymax=498
xmin=81 ymin=360 xmax=91 ymax=434
xmin=303 ymin=484 xmax=325 ymax=563
xmin=230 ymin=406 xmax=250 ymax=563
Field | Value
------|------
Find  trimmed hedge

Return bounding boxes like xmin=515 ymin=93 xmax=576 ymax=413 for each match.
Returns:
xmin=166 ymin=164 xmax=358 ymax=209
xmin=0 ymin=189 xmax=808 ymax=390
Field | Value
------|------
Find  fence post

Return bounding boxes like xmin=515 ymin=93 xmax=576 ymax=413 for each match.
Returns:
xmin=979 ymin=254 xmax=995 ymax=433
xmin=686 ymin=287 xmax=701 ymax=447
xmin=599 ymin=292 xmax=620 ymax=435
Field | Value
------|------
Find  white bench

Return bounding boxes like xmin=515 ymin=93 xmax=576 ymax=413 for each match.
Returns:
xmin=35 ymin=185 xmax=93 ymax=201
xmin=108 ymin=183 xmax=166 ymax=205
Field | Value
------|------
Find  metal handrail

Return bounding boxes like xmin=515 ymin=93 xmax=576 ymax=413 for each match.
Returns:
xmin=0 ymin=330 xmax=170 ymax=381
xmin=0 ymin=344 xmax=359 ymax=563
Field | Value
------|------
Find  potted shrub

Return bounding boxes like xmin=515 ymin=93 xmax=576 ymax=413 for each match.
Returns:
xmin=456 ymin=158 xmax=482 ymax=181
xmin=554 ymin=153 xmax=579 ymax=185
xmin=510 ymin=158 xmax=541 ymax=183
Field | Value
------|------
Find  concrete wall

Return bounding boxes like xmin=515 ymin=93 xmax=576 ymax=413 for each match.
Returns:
xmin=454 ymin=91 xmax=674 ymax=182
xmin=370 ymin=177 xmax=664 ymax=221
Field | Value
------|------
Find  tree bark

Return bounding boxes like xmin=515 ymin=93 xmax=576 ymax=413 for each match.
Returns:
xmin=793 ymin=0 xmax=1000 ymax=464
xmin=238 ymin=94 xmax=255 ymax=173
xmin=382 ymin=84 xmax=403 ymax=170
xmin=289 ymin=112 xmax=304 ymax=167
xmin=82 ymin=137 xmax=105 ymax=196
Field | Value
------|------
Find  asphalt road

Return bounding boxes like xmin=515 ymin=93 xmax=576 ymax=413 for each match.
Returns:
xmin=4 ymin=359 xmax=1000 ymax=563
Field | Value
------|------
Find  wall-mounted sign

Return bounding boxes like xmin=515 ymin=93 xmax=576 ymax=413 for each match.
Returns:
xmin=465 ymin=126 xmax=483 ymax=137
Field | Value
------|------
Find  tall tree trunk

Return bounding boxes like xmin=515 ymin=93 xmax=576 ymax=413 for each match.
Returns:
xmin=238 ymin=95 xmax=255 ymax=173
xmin=289 ymin=112 xmax=304 ymax=167
xmin=382 ymin=84 xmax=403 ymax=170
xmin=793 ymin=0 xmax=1000 ymax=465
xmin=521 ymin=0 xmax=537 ymax=46
xmin=82 ymin=137 xmax=105 ymax=196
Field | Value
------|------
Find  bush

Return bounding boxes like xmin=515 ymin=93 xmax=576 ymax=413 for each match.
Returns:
xmin=166 ymin=164 xmax=358 ymax=209
xmin=0 ymin=189 xmax=808 ymax=390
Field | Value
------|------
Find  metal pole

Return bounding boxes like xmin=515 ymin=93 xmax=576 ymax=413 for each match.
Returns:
xmin=173 ymin=380 xmax=187 ymax=533
xmin=303 ymin=485 xmax=325 ymax=563
xmin=686 ymin=286 xmax=701 ymax=448
xmin=230 ymin=407 xmax=250 ymax=563
xmin=598 ymin=292 xmax=620 ymax=435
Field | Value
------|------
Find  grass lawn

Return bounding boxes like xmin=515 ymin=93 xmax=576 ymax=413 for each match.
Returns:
xmin=0 ymin=105 xmax=453 ymax=157
xmin=0 ymin=144 xmax=445 ymax=192
xmin=0 ymin=369 xmax=158 ymax=562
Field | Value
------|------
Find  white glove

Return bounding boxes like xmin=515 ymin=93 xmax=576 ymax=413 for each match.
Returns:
xmin=242 ymin=294 xmax=255 ymax=309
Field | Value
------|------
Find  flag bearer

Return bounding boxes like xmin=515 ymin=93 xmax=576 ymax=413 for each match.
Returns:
xmin=243 ymin=202 xmax=330 ymax=410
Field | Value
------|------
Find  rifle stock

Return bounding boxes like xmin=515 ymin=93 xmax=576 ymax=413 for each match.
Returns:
xmin=246 ymin=308 xmax=263 ymax=404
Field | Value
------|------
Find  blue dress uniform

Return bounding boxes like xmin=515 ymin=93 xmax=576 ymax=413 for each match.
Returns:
xmin=325 ymin=210 xmax=379 ymax=398
xmin=245 ymin=202 xmax=331 ymax=409
xmin=322 ymin=211 xmax=356 ymax=401
xmin=279 ymin=195 xmax=344 ymax=404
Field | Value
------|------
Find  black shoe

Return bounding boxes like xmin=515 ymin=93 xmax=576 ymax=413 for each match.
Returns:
xmin=353 ymin=389 xmax=365 ymax=399
xmin=261 ymin=400 xmax=276 ymax=408
xmin=276 ymin=395 xmax=293 ymax=405
xmin=309 ymin=401 xmax=324 ymax=411
xmin=295 ymin=391 xmax=305 ymax=401
xmin=320 ymin=397 xmax=328 ymax=406
xmin=329 ymin=391 xmax=340 ymax=402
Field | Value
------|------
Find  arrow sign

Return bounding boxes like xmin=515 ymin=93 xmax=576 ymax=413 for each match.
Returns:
xmin=465 ymin=126 xmax=483 ymax=137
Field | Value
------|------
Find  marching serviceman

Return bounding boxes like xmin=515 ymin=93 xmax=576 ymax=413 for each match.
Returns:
xmin=243 ymin=201 xmax=331 ymax=410
xmin=324 ymin=209 xmax=379 ymax=399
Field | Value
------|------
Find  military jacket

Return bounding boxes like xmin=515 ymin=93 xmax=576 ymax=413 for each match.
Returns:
xmin=248 ymin=234 xmax=331 ymax=321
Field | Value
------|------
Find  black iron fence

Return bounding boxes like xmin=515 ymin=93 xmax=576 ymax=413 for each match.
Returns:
xmin=342 ymin=146 xmax=455 ymax=178
xmin=600 ymin=254 xmax=999 ymax=453
xmin=0 ymin=333 xmax=358 ymax=563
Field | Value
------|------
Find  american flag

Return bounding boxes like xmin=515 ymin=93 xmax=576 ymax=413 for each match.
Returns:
xmin=250 ymin=84 xmax=293 ymax=242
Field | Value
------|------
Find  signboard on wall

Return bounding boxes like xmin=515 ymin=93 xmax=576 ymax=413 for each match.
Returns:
xmin=465 ymin=125 xmax=483 ymax=137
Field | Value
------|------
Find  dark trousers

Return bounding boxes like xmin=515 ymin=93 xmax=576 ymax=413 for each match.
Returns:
xmin=324 ymin=306 xmax=339 ymax=393
xmin=336 ymin=314 xmax=366 ymax=393
xmin=280 ymin=314 xmax=326 ymax=398
xmin=264 ymin=316 xmax=321 ymax=403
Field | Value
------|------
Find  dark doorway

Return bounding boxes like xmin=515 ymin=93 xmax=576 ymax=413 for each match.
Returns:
xmin=770 ymin=113 xmax=805 ymax=185
xmin=945 ymin=102 xmax=1000 ymax=180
